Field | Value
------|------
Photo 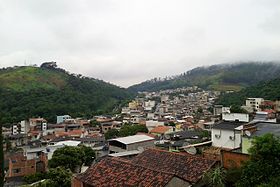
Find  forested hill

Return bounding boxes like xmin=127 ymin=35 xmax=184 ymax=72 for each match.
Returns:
xmin=128 ymin=62 xmax=280 ymax=92
xmin=216 ymin=78 xmax=280 ymax=106
xmin=0 ymin=63 xmax=133 ymax=124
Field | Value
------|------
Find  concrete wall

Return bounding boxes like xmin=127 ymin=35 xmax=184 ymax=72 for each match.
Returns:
xmin=109 ymin=145 xmax=126 ymax=153
xmin=212 ymin=129 xmax=241 ymax=149
xmin=242 ymin=137 xmax=252 ymax=154
xmin=146 ymin=120 xmax=165 ymax=131
xmin=166 ymin=177 xmax=191 ymax=187
xmin=127 ymin=140 xmax=155 ymax=151
xmin=245 ymin=98 xmax=264 ymax=111
xmin=222 ymin=113 xmax=249 ymax=122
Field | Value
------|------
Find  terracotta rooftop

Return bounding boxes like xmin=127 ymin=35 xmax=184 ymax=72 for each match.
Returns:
xmin=76 ymin=157 xmax=175 ymax=187
xmin=132 ymin=149 xmax=216 ymax=183
xmin=29 ymin=118 xmax=46 ymax=122
xmin=150 ymin=126 xmax=171 ymax=134
xmin=55 ymin=129 xmax=84 ymax=137
xmin=136 ymin=132 xmax=157 ymax=138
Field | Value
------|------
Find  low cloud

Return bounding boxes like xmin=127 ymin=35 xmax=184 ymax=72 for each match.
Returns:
xmin=0 ymin=0 xmax=280 ymax=87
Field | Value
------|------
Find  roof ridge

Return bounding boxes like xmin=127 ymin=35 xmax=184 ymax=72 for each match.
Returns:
xmin=110 ymin=156 xmax=176 ymax=175
xmin=145 ymin=148 xmax=203 ymax=158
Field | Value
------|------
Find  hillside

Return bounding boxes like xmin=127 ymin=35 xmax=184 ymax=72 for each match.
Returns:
xmin=0 ymin=64 xmax=133 ymax=124
xmin=216 ymin=78 xmax=280 ymax=106
xmin=128 ymin=62 xmax=280 ymax=92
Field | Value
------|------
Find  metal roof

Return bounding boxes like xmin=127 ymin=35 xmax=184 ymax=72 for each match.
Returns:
xmin=109 ymin=135 xmax=154 ymax=145
xmin=53 ymin=140 xmax=81 ymax=146
xmin=253 ymin=122 xmax=280 ymax=137
xmin=108 ymin=150 xmax=140 ymax=157
xmin=212 ymin=121 xmax=245 ymax=130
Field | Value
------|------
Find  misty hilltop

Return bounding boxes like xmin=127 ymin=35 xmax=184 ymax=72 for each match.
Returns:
xmin=128 ymin=62 xmax=280 ymax=92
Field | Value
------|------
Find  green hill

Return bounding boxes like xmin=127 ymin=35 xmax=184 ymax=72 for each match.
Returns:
xmin=0 ymin=64 xmax=133 ymax=124
xmin=216 ymin=78 xmax=280 ymax=106
xmin=128 ymin=62 xmax=280 ymax=92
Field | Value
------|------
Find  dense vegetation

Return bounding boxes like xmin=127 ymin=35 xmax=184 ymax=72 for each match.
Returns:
xmin=48 ymin=145 xmax=95 ymax=172
xmin=203 ymin=134 xmax=280 ymax=187
xmin=24 ymin=167 xmax=72 ymax=187
xmin=105 ymin=124 xmax=148 ymax=140
xmin=24 ymin=145 xmax=95 ymax=187
xmin=237 ymin=134 xmax=280 ymax=186
xmin=128 ymin=62 xmax=280 ymax=92
xmin=217 ymin=78 xmax=280 ymax=106
xmin=0 ymin=64 xmax=133 ymax=124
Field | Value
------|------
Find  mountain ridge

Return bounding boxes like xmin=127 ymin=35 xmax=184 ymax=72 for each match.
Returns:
xmin=0 ymin=64 xmax=133 ymax=124
xmin=216 ymin=78 xmax=280 ymax=106
xmin=128 ymin=62 xmax=280 ymax=92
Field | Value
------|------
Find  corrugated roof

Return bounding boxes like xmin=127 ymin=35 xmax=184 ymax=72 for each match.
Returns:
xmin=109 ymin=135 xmax=154 ymax=145
xmin=253 ymin=122 xmax=280 ymax=137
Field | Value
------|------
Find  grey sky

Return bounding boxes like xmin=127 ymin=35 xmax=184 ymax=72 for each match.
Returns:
xmin=0 ymin=0 xmax=280 ymax=87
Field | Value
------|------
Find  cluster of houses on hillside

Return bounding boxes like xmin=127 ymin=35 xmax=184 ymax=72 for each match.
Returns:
xmin=4 ymin=86 xmax=280 ymax=186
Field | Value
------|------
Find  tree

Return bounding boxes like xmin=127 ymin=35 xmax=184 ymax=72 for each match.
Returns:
xmin=80 ymin=145 xmax=95 ymax=166
xmin=89 ymin=119 xmax=100 ymax=127
xmin=23 ymin=167 xmax=72 ymax=187
xmin=237 ymin=134 xmax=280 ymax=186
xmin=105 ymin=129 xmax=119 ymax=140
xmin=230 ymin=105 xmax=247 ymax=114
xmin=203 ymin=167 xmax=226 ymax=187
xmin=0 ymin=130 xmax=3 ymax=187
xmin=46 ymin=167 xmax=72 ymax=187
xmin=119 ymin=124 xmax=148 ymax=137
xmin=197 ymin=107 xmax=203 ymax=113
xmin=48 ymin=146 xmax=95 ymax=172
xmin=24 ymin=173 xmax=46 ymax=184
xmin=168 ymin=121 xmax=176 ymax=127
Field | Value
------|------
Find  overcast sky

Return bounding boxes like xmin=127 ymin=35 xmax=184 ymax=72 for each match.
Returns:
xmin=0 ymin=0 xmax=280 ymax=87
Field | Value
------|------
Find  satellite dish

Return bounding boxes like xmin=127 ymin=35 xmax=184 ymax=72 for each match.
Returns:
xmin=164 ymin=134 xmax=171 ymax=140
xmin=137 ymin=146 xmax=144 ymax=153
xmin=184 ymin=146 xmax=197 ymax=155
xmin=245 ymin=130 xmax=251 ymax=137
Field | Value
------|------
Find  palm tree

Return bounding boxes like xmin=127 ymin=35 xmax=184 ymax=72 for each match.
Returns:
xmin=203 ymin=167 xmax=226 ymax=187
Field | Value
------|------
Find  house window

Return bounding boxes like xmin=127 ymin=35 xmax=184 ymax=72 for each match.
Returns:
xmin=13 ymin=168 xmax=21 ymax=173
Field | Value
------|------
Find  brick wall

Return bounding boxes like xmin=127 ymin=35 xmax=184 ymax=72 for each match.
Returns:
xmin=8 ymin=155 xmax=36 ymax=177
xmin=71 ymin=177 xmax=83 ymax=187
xmin=221 ymin=150 xmax=249 ymax=169
xmin=8 ymin=152 xmax=48 ymax=178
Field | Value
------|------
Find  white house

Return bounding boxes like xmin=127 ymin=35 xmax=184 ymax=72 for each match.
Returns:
xmin=245 ymin=98 xmax=264 ymax=112
xmin=56 ymin=115 xmax=71 ymax=124
xmin=211 ymin=121 xmax=244 ymax=149
xmin=46 ymin=140 xmax=81 ymax=160
xmin=145 ymin=120 xmax=165 ymax=131
xmin=222 ymin=113 xmax=249 ymax=122
xmin=144 ymin=100 xmax=155 ymax=108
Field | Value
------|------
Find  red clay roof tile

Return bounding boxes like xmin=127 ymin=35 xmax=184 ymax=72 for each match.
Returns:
xmin=76 ymin=157 xmax=174 ymax=187
xmin=132 ymin=149 xmax=216 ymax=183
